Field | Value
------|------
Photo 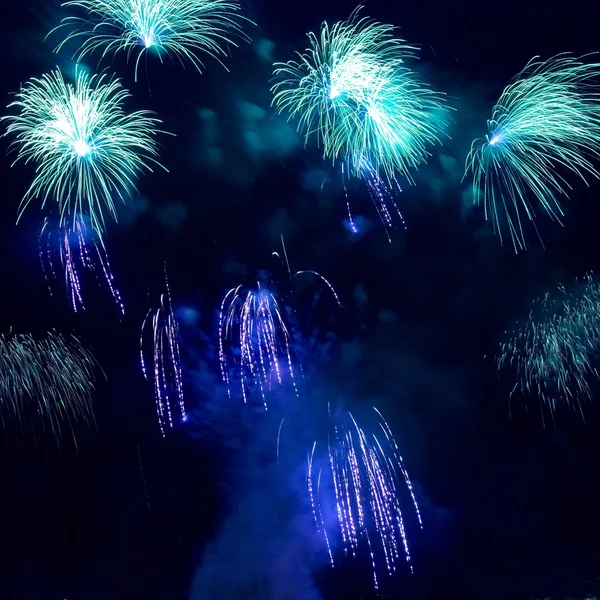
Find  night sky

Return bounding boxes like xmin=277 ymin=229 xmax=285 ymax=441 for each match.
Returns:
xmin=1 ymin=0 xmax=600 ymax=598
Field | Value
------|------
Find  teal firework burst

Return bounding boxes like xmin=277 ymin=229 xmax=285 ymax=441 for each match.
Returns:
xmin=465 ymin=54 xmax=600 ymax=251
xmin=498 ymin=274 xmax=600 ymax=422
xmin=51 ymin=0 xmax=253 ymax=81
xmin=338 ymin=71 xmax=449 ymax=184
xmin=3 ymin=68 xmax=163 ymax=234
xmin=272 ymin=8 xmax=448 ymax=185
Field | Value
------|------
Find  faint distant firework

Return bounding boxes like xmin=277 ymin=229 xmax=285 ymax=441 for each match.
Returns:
xmin=308 ymin=406 xmax=422 ymax=590
xmin=40 ymin=216 xmax=124 ymax=314
xmin=272 ymin=7 xmax=448 ymax=233
xmin=498 ymin=274 xmax=600 ymax=422
xmin=0 ymin=331 xmax=98 ymax=443
xmin=52 ymin=0 xmax=254 ymax=82
xmin=140 ymin=267 xmax=186 ymax=436
xmin=2 ymin=67 xmax=163 ymax=236
xmin=464 ymin=53 xmax=600 ymax=251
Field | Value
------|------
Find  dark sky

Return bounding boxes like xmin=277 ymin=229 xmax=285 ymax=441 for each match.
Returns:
xmin=1 ymin=0 xmax=600 ymax=598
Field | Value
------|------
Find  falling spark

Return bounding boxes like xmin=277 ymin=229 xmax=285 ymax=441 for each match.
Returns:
xmin=308 ymin=407 xmax=421 ymax=589
xmin=40 ymin=216 xmax=124 ymax=314
xmin=140 ymin=266 xmax=186 ymax=435
xmin=219 ymin=282 xmax=297 ymax=408
xmin=219 ymin=250 xmax=340 ymax=406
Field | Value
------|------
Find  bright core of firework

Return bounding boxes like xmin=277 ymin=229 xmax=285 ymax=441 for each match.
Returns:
xmin=2 ymin=68 xmax=163 ymax=236
xmin=51 ymin=0 xmax=253 ymax=82
xmin=498 ymin=274 xmax=600 ymax=422
xmin=0 ymin=331 xmax=98 ymax=442
xmin=140 ymin=268 xmax=186 ymax=436
xmin=464 ymin=53 xmax=600 ymax=252
xmin=73 ymin=139 xmax=91 ymax=156
xmin=219 ymin=283 xmax=297 ymax=408
xmin=308 ymin=407 xmax=422 ymax=590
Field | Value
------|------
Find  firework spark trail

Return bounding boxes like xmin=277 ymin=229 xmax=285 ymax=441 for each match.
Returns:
xmin=219 ymin=283 xmax=297 ymax=408
xmin=344 ymin=158 xmax=407 ymax=240
xmin=219 ymin=260 xmax=340 ymax=406
xmin=40 ymin=217 xmax=124 ymax=314
xmin=272 ymin=7 xmax=448 ymax=231
xmin=308 ymin=407 xmax=421 ymax=589
xmin=3 ymin=68 xmax=164 ymax=235
xmin=291 ymin=270 xmax=342 ymax=307
xmin=0 ymin=331 xmax=98 ymax=443
xmin=140 ymin=267 xmax=186 ymax=436
xmin=464 ymin=53 xmax=600 ymax=251
xmin=51 ymin=0 xmax=254 ymax=82
xmin=498 ymin=274 xmax=600 ymax=422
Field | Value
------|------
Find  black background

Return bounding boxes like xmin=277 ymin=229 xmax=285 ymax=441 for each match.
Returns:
xmin=1 ymin=0 xmax=600 ymax=598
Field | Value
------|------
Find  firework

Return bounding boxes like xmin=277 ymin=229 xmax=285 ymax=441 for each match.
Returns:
xmin=219 ymin=243 xmax=340 ymax=407
xmin=40 ymin=216 xmax=124 ymax=314
xmin=308 ymin=406 xmax=422 ymax=589
xmin=272 ymin=8 xmax=447 ymax=230
xmin=0 ymin=331 xmax=98 ymax=442
xmin=140 ymin=267 xmax=186 ymax=436
xmin=52 ymin=0 xmax=253 ymax=81
xmin=3 ymin=68 xmax=163 ymax=235
xmin=272 ymin=8 xmax=411 ymax=153
xmin=464 ymin=53 xmax=600 ymax=251
xmin=498 ymin=274 xmax=600 ymax=422
xmin=219 ymin=282 xmax=296 ymax=408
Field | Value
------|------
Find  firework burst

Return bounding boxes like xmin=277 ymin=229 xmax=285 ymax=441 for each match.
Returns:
xmin=465 ymin=53 xmax=600 ymax=251
xmin=498 ymin=274 xmax=600 ymax=422
xmin=219 ymin=243 xmax=340 ymax=407
xmin=0 ymin=331 xmax=98 ymax=442
xmin=52 ymin=0 xmax=253 ymax=81
xmin=272 ymin=8 xmax=412 ymax=154
xmin=308 ymin=406 xmax=422 ymax=589
xmin=140 ymin=267 xmax=186 ymax=436
xmin=3 ymin=68 xmax=163 ymax=235
xmin=272 ymin=8 xmax=447 ymax=231
xmin=219 ymin=282 xmax=296 ymax=409
xmin=40 ymin=216 xmax=124 ymax=314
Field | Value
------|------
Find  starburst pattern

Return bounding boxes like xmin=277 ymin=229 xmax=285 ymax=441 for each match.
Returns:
xmin=52 ymin=0 xmax=253 ymax=81
xmin=3 ymin=68 xmax=163 ymax=235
